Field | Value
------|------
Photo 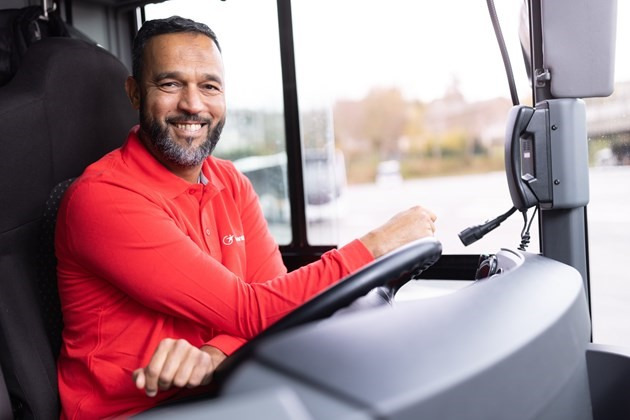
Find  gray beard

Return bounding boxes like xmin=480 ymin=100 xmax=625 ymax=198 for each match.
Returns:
xmin=140 ymin=107 xmax=224 ymax=168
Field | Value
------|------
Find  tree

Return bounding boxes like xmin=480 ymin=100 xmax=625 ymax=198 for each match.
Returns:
xmin=359 ymin=87 xmax=407 ymax=160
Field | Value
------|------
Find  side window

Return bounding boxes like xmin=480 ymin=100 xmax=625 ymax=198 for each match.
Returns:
xmin=585 ymin=1 xmax=630 ymax=347
xmin=144 ymin=0 xmax=292 ymax=244
xmin=291 ymin=0 xmax=534 ymax=252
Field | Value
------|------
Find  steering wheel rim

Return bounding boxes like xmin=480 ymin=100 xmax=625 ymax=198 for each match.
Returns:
xmin=211 ymin=236 xmax=442 ymax=390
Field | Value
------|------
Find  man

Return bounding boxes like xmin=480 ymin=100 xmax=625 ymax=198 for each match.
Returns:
xmin=55 ymin=16 xmax=437 ymax=419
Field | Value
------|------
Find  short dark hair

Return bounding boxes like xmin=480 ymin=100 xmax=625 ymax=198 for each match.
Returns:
xmin=132 ymin=16 xmax=221 ymax=82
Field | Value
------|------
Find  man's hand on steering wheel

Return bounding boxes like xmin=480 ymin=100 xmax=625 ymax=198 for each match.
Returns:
xmin=360 ymin=205 xmax=437 ymax=259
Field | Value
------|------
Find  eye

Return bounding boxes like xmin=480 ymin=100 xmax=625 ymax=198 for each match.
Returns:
xmin=158 ymin=81 xmax=181 ymax=90
xmin=202 ymin=83 xmax=221 ymax=93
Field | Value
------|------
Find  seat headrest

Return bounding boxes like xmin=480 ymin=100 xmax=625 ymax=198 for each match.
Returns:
xmin=0 ymin=37 xmax=137 ymax=234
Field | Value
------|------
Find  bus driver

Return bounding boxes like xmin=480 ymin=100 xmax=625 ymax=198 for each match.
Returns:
xmin=54 ymin=16 xmax=438 ymax=419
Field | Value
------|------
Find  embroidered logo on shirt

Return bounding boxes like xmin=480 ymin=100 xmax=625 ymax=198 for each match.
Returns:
xmin=222 ymin=234 xmax=245 ymax=246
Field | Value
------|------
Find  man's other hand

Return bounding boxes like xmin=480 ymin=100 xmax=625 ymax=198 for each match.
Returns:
xmin=132 ymin=338 xmax=227 ymax=397
xmin=360 ymin=205 xmax=437 ymax=259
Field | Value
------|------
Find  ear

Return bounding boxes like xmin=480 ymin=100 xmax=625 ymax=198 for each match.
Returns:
xmin=125 ymin=76 xmax=141 ymax=110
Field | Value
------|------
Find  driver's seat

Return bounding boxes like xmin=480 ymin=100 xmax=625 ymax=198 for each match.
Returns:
xmin=0 ymin=37 xmax=136 ymax=418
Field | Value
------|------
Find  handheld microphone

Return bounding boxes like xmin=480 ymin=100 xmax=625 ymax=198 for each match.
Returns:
xmin=458 ymin=207 xmax=517 ymax=246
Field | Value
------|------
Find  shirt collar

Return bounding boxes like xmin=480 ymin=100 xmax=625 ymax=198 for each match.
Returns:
xmin=121 ymin=125 xmax=224 ymax=199
xmin=199 ymin=170 xmax=209 ymax=185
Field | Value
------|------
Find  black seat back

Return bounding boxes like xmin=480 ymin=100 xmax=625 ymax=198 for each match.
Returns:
xmin=0 ymin=37 xmax=136 ymax=419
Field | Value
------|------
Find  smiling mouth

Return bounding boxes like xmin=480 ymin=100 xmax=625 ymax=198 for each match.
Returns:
xmin=171 ymin=122 xmax=207 ymax=133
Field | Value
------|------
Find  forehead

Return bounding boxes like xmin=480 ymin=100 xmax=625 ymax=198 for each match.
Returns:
xmin=142 ymin=32 xmax=223 ymax=77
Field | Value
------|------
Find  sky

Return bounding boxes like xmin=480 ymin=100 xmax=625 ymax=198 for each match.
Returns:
xmin=290 ymin=0 xmax=530 ymax=104
xmin=145 ymin=0 xmax=629 ymax=109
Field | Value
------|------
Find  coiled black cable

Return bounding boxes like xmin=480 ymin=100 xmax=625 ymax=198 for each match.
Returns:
xmin=518 ymin=206 xmax=538 ymax=251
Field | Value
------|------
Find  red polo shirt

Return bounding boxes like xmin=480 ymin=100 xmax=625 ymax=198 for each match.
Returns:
xmin=55 ymin=126 xmax=374 ymax=419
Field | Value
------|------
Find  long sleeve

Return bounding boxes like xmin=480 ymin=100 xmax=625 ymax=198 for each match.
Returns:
xmin=57 ymin=176 xmax=372 ymax=340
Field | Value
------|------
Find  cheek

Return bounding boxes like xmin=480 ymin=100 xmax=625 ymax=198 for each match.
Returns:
xmin=206 ymin=97 xmax=226 ymax=117
xmin=149 ymin=103 xmax=176 ymax=122
xmin=145 ymin=91 xmax=179 ymax=119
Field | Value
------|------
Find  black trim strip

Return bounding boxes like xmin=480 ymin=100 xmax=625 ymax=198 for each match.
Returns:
xmin=529 ymin=0 xmax=550 ymax=103
xmin=276 ymin=0 xmax=308 ymax=249
xmin=276 ymin=0 xmax=336 ymax=267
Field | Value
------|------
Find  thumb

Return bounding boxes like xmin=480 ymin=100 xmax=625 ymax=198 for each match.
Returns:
xmin=133 ymin=368 xmax=146 ymax=390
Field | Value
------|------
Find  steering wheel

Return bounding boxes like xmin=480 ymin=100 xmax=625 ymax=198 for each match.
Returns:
xmin=210 ymin=236 xmax=442 ymax=390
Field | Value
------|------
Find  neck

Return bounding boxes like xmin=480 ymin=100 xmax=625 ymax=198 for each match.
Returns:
xmin=169 ymin=164 xmax=203 ymax=184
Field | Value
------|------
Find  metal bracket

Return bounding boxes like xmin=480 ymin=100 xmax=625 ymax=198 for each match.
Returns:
xmin=40 ymin=0 xmax=57 ymax=21
xmin=535 ymin=68 xmax=551 ymax=87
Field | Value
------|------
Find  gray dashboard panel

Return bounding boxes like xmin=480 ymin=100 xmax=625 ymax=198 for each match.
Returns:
xmin=135 ymin=386 xmax=314 ymax=420
xmin=224 ymin=251 xmax=592 ymax=419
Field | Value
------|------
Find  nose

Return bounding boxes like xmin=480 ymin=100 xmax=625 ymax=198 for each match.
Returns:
xmin=178 ymin=86 xmax=204 ymax=115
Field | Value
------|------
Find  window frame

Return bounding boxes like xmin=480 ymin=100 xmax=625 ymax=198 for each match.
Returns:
xmin=274 ymin=0 xmax=337 ymax=270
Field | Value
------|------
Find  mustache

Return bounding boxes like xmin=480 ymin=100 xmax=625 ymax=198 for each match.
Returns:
xmin=165 ymin=114 xmax=212 ymax=125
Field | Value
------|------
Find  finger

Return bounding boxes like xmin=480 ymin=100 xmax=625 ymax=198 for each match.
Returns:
xmin=418 ymin=206 xmax=437 ymax=222
xmin=171 ymin=348 xmax=197 ymax=388
xmin=422 ymin=223 xmax=435 ymax=237
xmin=156 ymin=339 xmax=190 ymax=391
xmin=415 ymin=218 xmax=435 ymax=238
xmin=143 ymin=338 xmax=174 ymax=397
xmin=413 ymin=210 xmax=435 ymax=236
xmin=133 ymin=368 xmax=145 ymax=390
xmin=186 ymin=351 xmax=213 ymax=388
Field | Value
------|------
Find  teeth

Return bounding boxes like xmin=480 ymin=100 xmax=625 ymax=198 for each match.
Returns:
xmin=175 ymin=123 xmax=202 ymax=132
